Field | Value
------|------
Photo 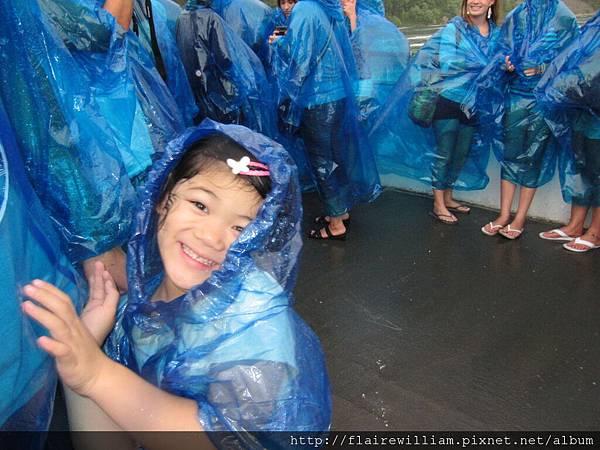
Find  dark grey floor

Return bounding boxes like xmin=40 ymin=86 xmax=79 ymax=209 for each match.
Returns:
xmin=296 ymin=188 xmax=600 ymax=431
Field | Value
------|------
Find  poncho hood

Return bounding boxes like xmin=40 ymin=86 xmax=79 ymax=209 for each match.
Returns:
xmin=127 ymin=119 xmax=303 ymax=310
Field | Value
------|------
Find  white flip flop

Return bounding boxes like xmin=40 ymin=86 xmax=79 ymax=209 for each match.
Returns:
xmin=539 ymin=228 xmax=576 ymax=241
xmin=563 ymin=237 xmax=600 ymax=253
xmin=481 ymin=222 xmax=504 ymax=236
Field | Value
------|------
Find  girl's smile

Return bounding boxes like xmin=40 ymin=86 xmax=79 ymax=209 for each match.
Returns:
xmin=154 ymin=165 xmax=263 ymax=302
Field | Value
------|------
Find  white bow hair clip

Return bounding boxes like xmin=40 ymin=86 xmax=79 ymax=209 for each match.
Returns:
xmin=226 ymin=156 xmax=270 ymax=177
xmin=227 ymin=156 xmax=251 ymax=175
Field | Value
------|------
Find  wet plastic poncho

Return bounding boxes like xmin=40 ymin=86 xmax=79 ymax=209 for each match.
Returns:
xmin=212 ymin=0 xmax=276 ymax=64
xmin=273 ymin=7 xmax=288 ymax=27
xmin=536 ymin=11 xmax=600 ymax=206
xmin=104 ymin=120 xmax=331 ymax=447
xmin=474 ymin=0 xmax=578 ymax=188
xmin=132 ymin=0 xmax=199 ymax=125
xmin=0 ymin=101 xmax=84 ymax=432
xmin=177 ymin=1 xmax=278 ymax=138
xmin=270 ymin=0 xmax=381 ymax=216
xmin=0 ymin=0 xmax=137 ymax=261
xmin=351 ymin=0 xmax=409 ymax=129
xmin=40 ymin=0 xmax=186 ymax=168
xmin=371 ymin=16 xmax=498 ymax=191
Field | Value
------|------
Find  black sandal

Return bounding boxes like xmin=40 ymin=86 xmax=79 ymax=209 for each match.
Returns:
xmin=313 ymin=215 xmax=351 ymax=228
xmin=307 ymin=223 xmax=347 ymax=241
xmin=447 ymin=204 xmax=471 ymax=214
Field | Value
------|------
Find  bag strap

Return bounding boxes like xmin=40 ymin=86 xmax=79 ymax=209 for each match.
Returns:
xmin=144 ymin=0 xmax=168 ymax=83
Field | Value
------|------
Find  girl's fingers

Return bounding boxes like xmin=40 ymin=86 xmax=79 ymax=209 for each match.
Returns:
xmin=37 ymin=335 xmax=71 ymax=359
xmin=89 ymin=263 xmax=105 ymax=303
xmin=31 ymin=279 xmax=72 ymax=304
xmin=24 ymin=283 xmax=76 ymax=322
xmin=103 ymin=272 xmax=120 ymax=306
xmin=22 ymin=300 xmax=70 ymax=341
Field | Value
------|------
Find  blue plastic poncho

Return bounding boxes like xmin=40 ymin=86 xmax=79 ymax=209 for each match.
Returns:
xmin=473 ymin=0 xmax=579 ymax=188
xmin=0 ymin=0 xmax=141 ymax=262
xmin=536 ymin=11 xmax=600 ymax=206
xmin=212 ymin=0 xmax=276 ymax=64
xmin=40 ymin=0 xmax=186 ymax=167
xmin=132 ymin=0 xmax=199 ymax=125
xmin=0 ymin=101 xmax=84 ymax=432
xmin=104 ymin=120 xmax=331 ymax=446
xmin=371 ymin=16 xmax=498 ymax=191
xmin=270 ymin=0 xmax=381 ymax=216
xmin=176 ymin=1 xmax=278 ymax=139
xmin=273 ymin=7 xmax=288 ymax=27
xmin=351 ymin=0 xmax=409 ymax=129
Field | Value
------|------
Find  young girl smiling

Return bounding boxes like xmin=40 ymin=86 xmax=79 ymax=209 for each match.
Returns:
xmin=22 ymin=120 xmax=331 ymax=448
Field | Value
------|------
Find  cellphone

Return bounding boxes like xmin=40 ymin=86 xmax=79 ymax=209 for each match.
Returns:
xmin=274 ymin=26 xmax=288 ymax=36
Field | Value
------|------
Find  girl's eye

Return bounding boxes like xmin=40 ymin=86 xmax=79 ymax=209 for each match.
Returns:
xmin=232 ymin=225 xmax=245 ymax=233
xmin=191 ymin=201 xmax=208 ymax=212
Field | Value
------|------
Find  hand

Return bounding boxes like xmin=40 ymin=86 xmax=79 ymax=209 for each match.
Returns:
xmin=523 ymin=67 xmax=537 ymax=77
xmin=341 ymin=0 xmax=357 ymax=31
xmin=341 ymin=0 xmax=356 ymax=17
xmin=81 ymin=261 xmax=120 ymax=345
xmin=504 ymin=55 xmax=515 ymax=72
xmin=83 ymin=247 xmax=127 ymax=294
xmin=22 ymin=280 xmax=110 ymax=397
xmin=269 ymin=33 xmax=281 ymax=44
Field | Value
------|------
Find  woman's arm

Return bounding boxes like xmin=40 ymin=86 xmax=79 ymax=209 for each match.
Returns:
xmin=103 ymin=0 xmax=134 ymax=30
xmin=21 ymin=280 xmax=213 ymax=450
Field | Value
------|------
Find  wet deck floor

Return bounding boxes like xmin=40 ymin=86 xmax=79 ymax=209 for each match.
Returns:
xmin=296 ymin=188 xmax=600 ymax=431
xmin=50 ymin=188 xmax=600 ymax=433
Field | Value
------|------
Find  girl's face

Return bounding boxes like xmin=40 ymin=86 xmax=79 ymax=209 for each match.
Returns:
xmin=156 ymin=164 xmax=263 ymax=301
xmin=466 ymin=0 xmax=495 ymax=19
xmin=280 ymin=0 xmax=296 ymax=18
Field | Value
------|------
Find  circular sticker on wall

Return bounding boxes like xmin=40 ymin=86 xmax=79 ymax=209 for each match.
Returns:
xmin=0 ymin=142 xmax=8 ymax=225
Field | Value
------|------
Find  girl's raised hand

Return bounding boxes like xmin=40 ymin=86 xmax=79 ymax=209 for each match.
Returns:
xmin=83 ymin=261 xmax=120 ymax=345
xmin=22 ymin=280 xmax=110 ymax=397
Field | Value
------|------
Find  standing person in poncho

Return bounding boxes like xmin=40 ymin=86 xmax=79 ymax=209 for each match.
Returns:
xmin=479 ymin=0 xmax=579 ymax=239
xmin=371 ymin=0 xmax=501 ymax=224
xmin=270 ymin=0 xmax=381 ymax=240
xmin=537 ymin=11 xmax=600 ymax=253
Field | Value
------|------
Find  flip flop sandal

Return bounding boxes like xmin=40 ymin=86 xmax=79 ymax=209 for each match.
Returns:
xmin=538 ymin=228 xmax=576 ymax=241
xmin=313 ymin=215 xmax=351 ymax=228
xmin=563 ymin=237 xmax=600 ymax=253
xmin=307 ymin=223 xmax=347 ymax=241
xmin=429 ymin=210 xmax=458 ymax=225
xmin=498 ymin=224 xmax=523 ymax=240
xmin=447 ymin=204 xmax=471 ymax=214
xmin=481 ymin=222 xmax=504 ymax=236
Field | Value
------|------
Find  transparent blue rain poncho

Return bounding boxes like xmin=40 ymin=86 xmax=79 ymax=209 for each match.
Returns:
xmin=132 ymin=0 xmax=199 ymax=125
xmin=351 ymin=0 xmax=409 ymax=130
xmin=473 ymin=0 xmax=579 ymax=188
xmin=0 ymin=0 xmax=185 ymax=262
xmin=176 ymin=0 xmax=278 ymax=138
xmin=371 ymin=16 xmax=498 ymax=191
xmin=41 ymin=0 xmax=186 ymax=166
xmin=104 ymin=120 xmax=331 ymax=447
xmin=0 ymin=101 xmax=84 ymax=433
xmin=0 ymin=0 xmax=135 ymax=261
xmin=273 ymin=7 xmax=288 ymax=27
xmin=212 ymin=0 xmax=276 ymax=64
xmin=536 ymin=11 xmax=600 ymax=206
xmin=270 ymin=0 xmax=381 ymax=216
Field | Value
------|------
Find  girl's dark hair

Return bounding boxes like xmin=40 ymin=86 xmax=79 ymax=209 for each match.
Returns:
xmin=461 ymin=0 xmax=502 ymax=26
xmin=158 ymin=133 xmax=272 ymax=208
xmin=277 ymin=0 xmax=298 ymax=8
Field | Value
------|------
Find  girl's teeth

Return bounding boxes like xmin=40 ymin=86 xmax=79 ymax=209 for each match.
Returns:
xmin=182 ymin=244 xmax=215 ymax=266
